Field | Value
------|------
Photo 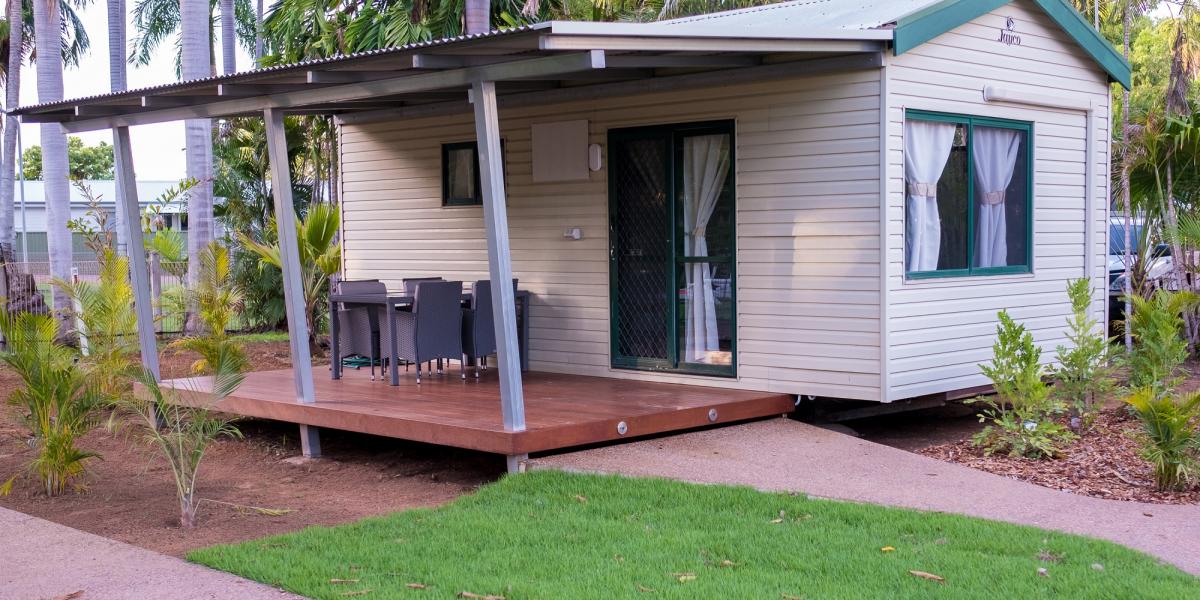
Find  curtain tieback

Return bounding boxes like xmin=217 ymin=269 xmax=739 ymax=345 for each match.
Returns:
xmin=691 ymin=226 xmax=707 ymax=238
xmin=907 ymin=182 xmax=937 ymax=198
xmin=980 ymin=190 xmax=1006 ymax=206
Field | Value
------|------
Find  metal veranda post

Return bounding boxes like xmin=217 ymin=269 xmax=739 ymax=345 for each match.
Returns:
xmin=263 ymin=107 xmax=320 ymax=457
xmin=112 ymin=126 xmax=160 ymax=381
xmin=471 ymin=80 xmax=528 ymax=473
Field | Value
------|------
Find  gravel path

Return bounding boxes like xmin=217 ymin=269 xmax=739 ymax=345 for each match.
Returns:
xmin=533 ymin=417 xmax=1200 ymax=576
xmin=0 ymin=506 xmax=306 ymax=600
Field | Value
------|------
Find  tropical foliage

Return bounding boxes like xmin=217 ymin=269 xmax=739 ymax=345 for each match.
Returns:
xmin=240 ymin=203 xmax=341 ymax=352
xmin=0 ymin=309 xmax=103 ymax=497
xmin=1124 ymin=387 xmax=1200 ymax=490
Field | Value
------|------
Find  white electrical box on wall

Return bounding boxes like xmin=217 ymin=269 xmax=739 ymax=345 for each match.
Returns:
xmin=531 ymin=120 xmax=590 ymax=182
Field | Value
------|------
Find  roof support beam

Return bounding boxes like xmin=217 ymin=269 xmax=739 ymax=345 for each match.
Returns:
xmin=340 ymin=52 xmax=882 ymax=126
xmin=471 ymin=79 xmax=526 ymax=458
xmin=55 ymin=50 xmax=607 ymax=133
xmin=263 ymin=106 xmax=318 ymax=456
xmin=20 ymin=112 xmax=73 ymax=123
xmin=111 ymin=126 xmax=160 ymax=382
xmin=218 ymin=83 xmax=317 ymax=96
xmin=306 ymin=70 xmax=404 ymax=84
xmin=142 ymin=95 xmax=216 ymax=108
xmin=604 ymin=54 xmax=760 ymax=68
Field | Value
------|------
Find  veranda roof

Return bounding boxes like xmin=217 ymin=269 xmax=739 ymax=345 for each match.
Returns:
xmin=12 ymin=0 xmax=1129 ymax=132
xmin=13 ymin=19 xmax=890 ymax=133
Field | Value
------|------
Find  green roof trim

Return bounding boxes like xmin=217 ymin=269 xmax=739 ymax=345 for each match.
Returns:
xmin=892 ymin=0 xmax=1131 ymax=90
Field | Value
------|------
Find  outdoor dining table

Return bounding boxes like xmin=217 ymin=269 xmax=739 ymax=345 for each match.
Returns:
xmin=328 ymin=289 xmax=532 ymax=385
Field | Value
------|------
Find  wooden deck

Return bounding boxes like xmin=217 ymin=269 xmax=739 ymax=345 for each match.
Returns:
xmin=165 ymin=367 xmax=795 ymax=455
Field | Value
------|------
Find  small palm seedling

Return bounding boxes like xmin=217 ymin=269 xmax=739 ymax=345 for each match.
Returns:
xmin=1124 ymin=387 xmax=1200 ymax=492
xmin=0 ymin=310 xmax=102 ymax=496
xmin=971 ymin=310 xmax=1075 ymax=459
xmin=57 ymin=248 xmax=140 ymax=401
xmin=111 ymin=243 xmax=249 ymax=527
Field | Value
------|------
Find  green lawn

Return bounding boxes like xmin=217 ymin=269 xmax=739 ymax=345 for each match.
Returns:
xmin=189 ymin=471 xmax=1195 ymax=599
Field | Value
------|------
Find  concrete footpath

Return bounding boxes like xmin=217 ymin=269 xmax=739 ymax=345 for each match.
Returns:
xmin=533 ymin=417 xmax=1200 ymax=576
xmin=0 ymin=506 xmax=305 ymax=600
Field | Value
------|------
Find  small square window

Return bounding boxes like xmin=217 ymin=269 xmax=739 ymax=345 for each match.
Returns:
xmin=441 ymin=140 xmax=505 ymax=207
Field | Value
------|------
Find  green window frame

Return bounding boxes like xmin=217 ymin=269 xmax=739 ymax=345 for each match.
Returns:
xmin=904 ymin=109 xmax=1034 ymax=279
xmin=608 ymin=120 xmax=738 ymax=378
xmin=441 ymin=140 xmax=505 ymax=207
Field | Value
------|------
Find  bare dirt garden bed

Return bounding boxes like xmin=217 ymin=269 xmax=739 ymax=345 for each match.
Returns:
xmin=0 ymin=340 xmax=500 ymax=557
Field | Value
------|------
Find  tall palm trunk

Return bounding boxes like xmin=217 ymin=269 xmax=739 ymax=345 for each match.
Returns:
xmin=0 ymin=0 xmax=24 ymax=252
xmin=1122 ymin=0 xmax=1133 ymax=350
xmin=255 ymin=0 xmax=264 ymax=64
xmin=1163 ymin=11 xmax=1196 ymax=345
xmin=182 ymin=0 xmax=214 ymax=305
xmin=33 ymin=0 xmax=71 ymax=330
xmin=220 ymin=0 xmax=235 ymax=75
xmin=465 ymin=0 xmax=490 ymax=34
xmin=108 ymin=0 xmax=128 ymax=256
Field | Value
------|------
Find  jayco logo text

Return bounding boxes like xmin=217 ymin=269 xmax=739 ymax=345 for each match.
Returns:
xmin=998 ymin=17 xmax=1021 ymax=46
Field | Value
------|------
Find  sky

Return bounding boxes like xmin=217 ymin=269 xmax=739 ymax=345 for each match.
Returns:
xmin=16 ymin=3 xmax=254 ymax=181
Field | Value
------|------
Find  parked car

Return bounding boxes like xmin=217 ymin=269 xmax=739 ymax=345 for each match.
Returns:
xmin=1108 ymin=218 xmax=1172 ymax=330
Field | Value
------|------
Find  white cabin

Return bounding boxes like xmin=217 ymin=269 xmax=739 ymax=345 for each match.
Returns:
xmin=330 ymin=0 xmax=1122 ymax=402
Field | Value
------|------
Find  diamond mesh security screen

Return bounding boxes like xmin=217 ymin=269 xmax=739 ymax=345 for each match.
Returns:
xmin=612 ymin=136 xmax=670 ymax=362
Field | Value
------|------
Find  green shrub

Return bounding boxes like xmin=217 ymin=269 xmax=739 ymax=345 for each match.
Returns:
xmin=1126 ymin=291 xmax=1194 ymax=392
xmin=971 ymin=310 xmax=1075 ymax=458
xmin=0 ymin=310 xmax=103 ymax=496
xmin=1124 ymin=387 xmax=1200 ymax=491
xmin=1050 ymin=278 xmax=1117 ymax=429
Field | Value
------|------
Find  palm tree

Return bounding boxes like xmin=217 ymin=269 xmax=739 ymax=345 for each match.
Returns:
xmin=181 ymin=0 xmax=213 ymax=298
xmin=0 ymin=0 xmax=90 ymax=252
xmin=220 ymin=0 xmax=234 ymax=74
xmin=465 ymin=0 xmax=488 ymax=34
xmin=130 ymin=0 xmax=256 ymax=73
xmin=33 ymin=0 xmax=71 ymax=330
xmin=1 ymin=0 xmax=23 ymax=252
xmin=108 ymin=0 xmax=128 ymax=255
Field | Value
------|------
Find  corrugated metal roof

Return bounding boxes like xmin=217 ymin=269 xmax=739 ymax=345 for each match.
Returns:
xmin=14 ymin=24 xmax=549 ymax=114
xmin=660 ymin=0 xmax=943 ymax=30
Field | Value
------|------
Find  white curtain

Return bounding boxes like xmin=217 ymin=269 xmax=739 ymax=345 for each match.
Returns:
xmin=972 ymin=126 xmax=1022 ymax=268
xmin=682 ymin=134 xmax=730 ymax=363
xmin=904 ymin=120 xmax=958 ymax=272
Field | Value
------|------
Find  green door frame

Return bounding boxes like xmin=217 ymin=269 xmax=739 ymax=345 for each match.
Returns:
xmin=608 ymin=119 xmax=737 ymax=377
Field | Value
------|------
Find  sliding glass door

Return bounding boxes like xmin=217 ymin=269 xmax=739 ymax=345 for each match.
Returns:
xmin=609 ymin=121 xmax=736 ymax=376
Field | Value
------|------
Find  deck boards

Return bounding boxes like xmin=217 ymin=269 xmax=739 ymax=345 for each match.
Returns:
xmin=164 ymin=368 xmax=794 ymax=455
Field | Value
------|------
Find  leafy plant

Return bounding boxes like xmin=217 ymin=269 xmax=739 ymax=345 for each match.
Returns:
xmin=56 ymin=248 xmax=140 ymax=400
xmin=970 ymin=310 xmax=1075 ymax=459
xmin=1124 ymin=387 xmax=1200 ymax=491
xmin=110 ymin=242 xmax=247 ymax=527
xmin=1126 ymin=290 xmax=1195 ymax=392
xmin=1050 ymin=279 xmax=1118 ymax=429
xmin=240 ymin=203 xmax=340 ymax=353
xmin=0 ymin=310 xmax=102 ymax=496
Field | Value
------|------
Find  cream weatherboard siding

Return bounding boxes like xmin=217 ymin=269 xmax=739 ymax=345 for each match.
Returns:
xmin=338 ymin=68 xmax=884 ymax=400
xmin=884 ymin=0 xmax=1112 ymax=400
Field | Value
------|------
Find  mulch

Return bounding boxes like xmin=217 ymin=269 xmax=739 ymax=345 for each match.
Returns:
xmin=918 ymin=408 xmax=1200 ymax=505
